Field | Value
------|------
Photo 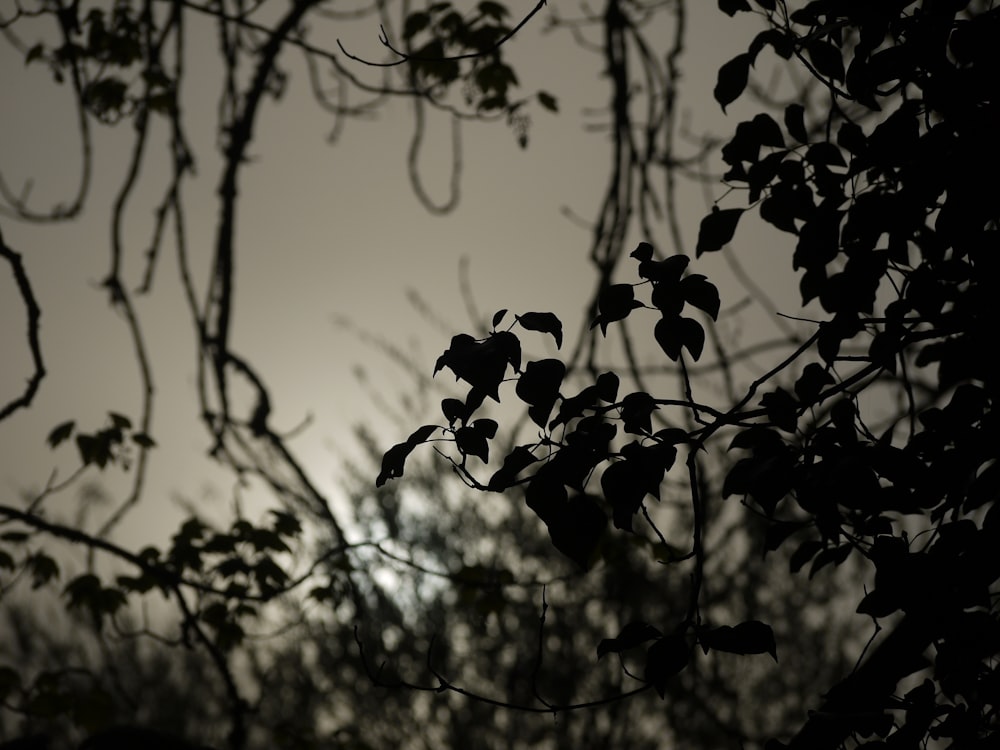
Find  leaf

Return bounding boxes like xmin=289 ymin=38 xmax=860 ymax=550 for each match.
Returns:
xmin=750 ymin=113 xmax=785 ymax=148
xmin=435 ymin=332 xmax=514 ymax=400
xmin=696 ymin=207 xmax=744 ymax=255
xmin=515 ymin=358 xmax=565 ymax=427
xmin=638 ymin=254 xmax=689 ymax=284
xmin=700 ymin=620 xmax=777 ymax=660
xmin=131 ymin=432 xmax=156 ymax=448
xmin=478 ymin=0 xmax=509 ymax=20
xmin=63 ymin=573 xmax=101 ymax=610
xmin=46 ymin=421 xmax=75 ymax=448
xmin=718 ymin=0 xmax=752 ymax=16
xmin=472 ymin=418 xmax=498 ymax=439
xmin=806 ymin=38 xmax=845 ymax=82
xmin=403 ymin=11 xmax=430 ymax=40
xmin=602 ymin=460 xmax=650 ymax=532
xmin=679 ymin=275 xmax=721 ymax=320
xmin=784 ymin=103 xmax=808 ymax=143
xmin=597 ymin=621 xmax=663 ymax=659
xmin=546 ymin=493 xmax=607 ymax=570
xmin=592 ymin=284 xmax=638 ymax=335
xmin=488 ymin=446 xmax=538 ymax=491
xmin=596 ymin=371 xmax=619 ymax=403
xmin=644 ymin=634 xmax=691 ymax=698
xmin=516 ymin=312 xmax=563 ymax=349
xmin=714 ymin=53 xmax=751 ymax=113
xmin=108 ymin=412 xmax=132 ymax=430
xmin=376 ymin=425 xmax=437 ymax=487
xmin=630 ymin=241 xmax=654 ymax=262
xmin=537 ymin=91 xmax=558 ymax=112
xmin=809 ymin=543 xmax=852 ymax=578
xmin=441 ymin=398 xmax=466 ymax=426
xmin=794 ymin=363 xmax=834 ymax=404
xmin=805 ymin=142 xmax=846 ymax=167
xmin=679 ymin=318 xmax=705 ymax=361
xmin=25 ymin=43 xmax=45 ymax=65
xmin=789 ymin=539 xmax=823 ymax=573
xmin=456 ymin=425 xmax=490 ymax=462
xmin=620 ymin=392 xmax=658 ymax=435
xmin=654 ymin=316 xmax=706 ymax=361
xmin=28 ymin=553 xmax=60 ymax=589
xmin=491 ymin=309 xmax=507 ymax=328
xmin=0 ymin=666 xmax=22 ymax=703
xmin=760 ymin=388 xmax=799 ymax=433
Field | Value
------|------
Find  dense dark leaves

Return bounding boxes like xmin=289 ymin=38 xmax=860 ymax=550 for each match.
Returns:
xmin=378 ymin=5 xmax=1000 ymax=749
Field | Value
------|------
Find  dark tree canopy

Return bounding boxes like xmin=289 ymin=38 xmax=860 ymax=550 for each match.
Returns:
xmin=381 ymin=1 xmax=1000 ymax=748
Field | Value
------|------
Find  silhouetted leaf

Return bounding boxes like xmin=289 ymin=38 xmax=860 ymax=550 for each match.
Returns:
xmin=477 ymin=0 xmax=509 ymax=20
xmin=680 ymin=318 xmax=705 ymax=360
xmin=537 ymin=91 xmax=558 ymax=112
xmin=131 ymin=432 xmax=156 ymax=448
xmin=456 ymin=425 xmax=490 ymax=462
xmin=376 ymin=425 xmax=438 ymax=486
xmin=597 ymin=621 xmax=663 ymax=659
xmin=546 ymin=493 xmax=607 ymax=570
xmin=596 ymin=371 xmax=620 ymax=403
xmin=651 ymin=281 xmax=684 ymax=317
xmin=638 ymin=254 xmax=689 ymax=284
xmin=491 ymin=309 xmax=507 ymax=328
xmin=654 ymin=318 xmax=683 ymax=362
xmin=593 ymin=284 xmax=639 ymax=334
xmin=680 ymin=275 xmax=721 ymax=320
xmin=794 ymin=363 xmax=834 ymax=403
xmin=806 ymin=38 xmax=845 ymax=81
xmin=696 ymin=207 xmax=744 ymax=255
xmin=620 ymin=392 xmax=658 ymax=435
xmin=25 ymin=43 xmax=45 ymax=65
xmin=645 ymin=633 xmax=690 ymax=698
xmin=630 ymin=241 xmax=654 ymax=262
xmin=602 ymin=459 xmax=649 ymax=532
xmin=472 ymin=418 xmax=498 ymax=439
xmin=806 ymin=142 xmax=846 ymax=167
xmin=46 ymin=421 xmax=75 ymax=448
xmin=760 ymin=194 xmax=798 ymax=233
xmin=856 ymin=587 xmax=901 ymax=618
xmin=809 ymin=543 xmax=852 ymax=578
xmin=524 ymin=467 xmax=567 ymax=525
xmin=488 ymin=446 xmax=538 ymax=491
xmin=108 ymin=412 xmax=131 ymax=430
xmin=28 ymin=553 xmax=59 ymax=589
xmin=516 ymin=358 xmax=565 ymax=427
xmin=714 ymin=53 xmax=751 ymax=112
xmin=434 ymin=332 xmax=516 ymax=400
xmin=784 ymin=103 xmax=807 ymax=143
xmin=764 ymin=521 xmax=808 ymax=552
xmin=750 ymin=113 xmax=786 ymax=148
xmin=761 ymin=388 xmax=798 ymax=433
xmin=718 ymin=0 xmax=752 ymax=17
xmin=700 ymin=620 xmax=777 ymax=660
xmin=441 ymin=398 xmax=466 ymax=426
xmin=516 ymin=312 xmax=563 ymax=349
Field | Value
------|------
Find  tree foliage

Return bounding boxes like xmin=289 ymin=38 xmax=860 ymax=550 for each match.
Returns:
xmin=381 ymin=1 xmax=1000 ymax=748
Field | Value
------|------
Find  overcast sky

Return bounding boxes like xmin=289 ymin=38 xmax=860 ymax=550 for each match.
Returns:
xmin=0 ymin=2 xmax=781 ymax=547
